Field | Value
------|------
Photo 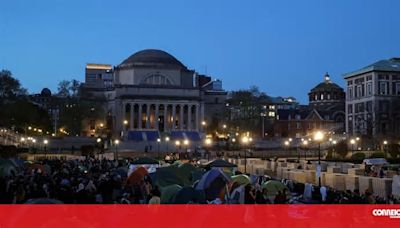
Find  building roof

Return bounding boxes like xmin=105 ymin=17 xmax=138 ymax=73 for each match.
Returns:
xmin=118 ymin=49 xmax=186 ymax=69
xmin=344 ymin=57 xmax=400 ymax=78
xmin=310 ymin=73 xmax=343 ymax=92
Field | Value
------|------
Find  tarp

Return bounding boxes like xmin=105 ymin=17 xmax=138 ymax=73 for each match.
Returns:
xmin=160 ymin=184 xmax=182 ymax=204
xmin=231 ymin=174 xmax=251 ymax=185
xmin=173 ymin=186 xmax=206 ymax=204
xmin=363 ymin=158 xmax=388 ymax=165
xmin=126 ymin=167 xmax=148 ymax=186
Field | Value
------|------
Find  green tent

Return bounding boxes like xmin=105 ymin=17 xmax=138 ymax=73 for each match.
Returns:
xmin=231 ymin=174 xmax=251 ymax=185
xmin=154 ymin=167 xmax=186 ymax=188
xmin=160 ymin=184 xmax=182 ymax=204
xmin=131 ymin=157 xmax=159 ymax=165
xmin=261 ymin=180 xmax=288 ymax=197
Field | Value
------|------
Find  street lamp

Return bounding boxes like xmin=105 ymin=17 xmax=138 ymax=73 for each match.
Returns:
xmin=183 ymin=139 xmax=189 ymax=152
xmin=157 ymin=138 xmax=161 ymax=159
xmin=165 ymin=136 xmax=170 ymax=152
xmin=175 ymin=140 xmax=181 ymax=153
xmin=332 ymin=140 xmax=337 ymax=159
xmin=350 ymin=139 xmax=356 ymax=155
xmin=205 ymin=138 xmax=212 ymax=160
xmin=313 ymin=131 xmax=324 ymax=187
xmin=241 ymin=136 xmax=250 ymax=173
xmin=303 ymin=140 xmax=308 ymax=159
xmin=43 ymin=139 xmax=49 ymax=158
xmin=114 ymin=139 xmax=120 ymax=160
xmin=383 ymin=140 xmax=388 ymax=158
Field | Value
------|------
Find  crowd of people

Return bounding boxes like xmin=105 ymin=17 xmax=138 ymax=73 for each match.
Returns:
xmin=0 ymin=157 xmax=398 ymax=204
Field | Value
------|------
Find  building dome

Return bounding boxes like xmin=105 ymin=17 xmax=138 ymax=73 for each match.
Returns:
xmin=308 ymin=73 xmax=345 ymax=106
xmin=40 ymin=88 xmax=52 ymax=97
xmin=310 ymin=73 xmax=343 ymax=92
xmin=118 ymin=49 xmax=186 ymax=69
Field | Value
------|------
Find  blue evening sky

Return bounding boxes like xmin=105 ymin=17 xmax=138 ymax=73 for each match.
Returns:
xmin=1 ymin=0 xmax=399 ymax=104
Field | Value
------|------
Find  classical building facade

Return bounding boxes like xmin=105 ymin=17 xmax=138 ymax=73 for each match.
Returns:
xmin=82 ymin=49 xmax=227 ymax=141
xmin=344 ymin=57 xmax=400 ymax=138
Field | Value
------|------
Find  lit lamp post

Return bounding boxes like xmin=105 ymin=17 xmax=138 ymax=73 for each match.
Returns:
xmin=205 ymin=138 xmax=212 ymax=161
xmin=332 ymin=140 xmax=337 ymax=159
xmin=241 ymin=136 xmax=249 ymax=173
xmin=165 ymin=137 xmax=170 ymax=152
xmin=350 ymin=139 xmax=356 ymax=156
xmin=383 ymin=140 xmax=388 ymax=159
xmin=96 ymin=138 xmax=102 ymax=155
xmin=313 ymin=131 xmax=324 ymax=187
xmin=175 ymin=140 xmax=181 ymax=153
xmin=114 ymin=139 xmax=120 ymax=160
xmin=202 ymin=121 xmax=207 ymax=133
xmin=157 ymin=138 xmax=161 ymax=160
xmin=43 ymin=139 xmax=49 ymax=158
xmin=302 ymin=140 xmax=308 ymax=160
xmin=183 ymin=139 xmax=189 ymax=153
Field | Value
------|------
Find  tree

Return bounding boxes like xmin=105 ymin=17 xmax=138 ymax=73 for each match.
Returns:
xmin=0 ymin=70 xmax=27 ymax=100
xmin=335 ymin=141 xmax=349 ymax=159
xmin=69 ymin=79 xmax=81 ymax=97
xmin=57 ymin=80 xmax=71 ymax=97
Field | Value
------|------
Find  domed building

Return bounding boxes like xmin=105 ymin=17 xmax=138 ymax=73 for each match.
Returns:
xmin=309 ymin=73 xmax=345 ymax=108
xmin=83 ymin=49 xmax=227 ymax=143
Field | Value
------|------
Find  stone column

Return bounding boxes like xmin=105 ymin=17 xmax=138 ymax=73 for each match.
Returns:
xmin=188 ymin=104 xmax=192 ymax=130
xmin=195 ymin=104 xmax=199 ymax=131
xmin=146 ymin=104 xmax=150 ymax=129
xmin=138 ymin=104 xmax=142 ymax=129
xmin=200 ymin=103 xmax=204 ymax=132
xmin=172 ymin=105 xmax=176 ymax=130
xmin=155 ymin=104 xmax=159 ymax=130
xmin=130 ymin=103 xmax=134 ymax=130
xmin=180 ymin=104 xmax=184 ymax=130
xmin=164 ymin=104 xmax=168 ymax=131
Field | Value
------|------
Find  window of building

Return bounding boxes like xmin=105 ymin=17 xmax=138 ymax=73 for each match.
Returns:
xmin=348 ymin=88 xmax=353 ymax=99
xmin=142 ymin=74 xmax=172 ymax=85
xmin=347 ymin=104 xmax=353 ymax=114
xmin=379 ymin=82 xmax=388 ymax=95
xmin=295 ymin=114 xmax=301 ymax=120
xmin=379 ymin=101 xmax=389 ymax=112
xmin=321 ymin=94 xmax=324 ymax=100
xmin=367 ymin=83 xmax=372 ymax=96
xmin=396 ymin=83 xmax=400 ymax=95
xmin=366 ymin=101 xmax=372 ymax=113
xmin=268 ymin=111 xmax=275 ymax=117
xmin=296 ymin=122 xmax=301 ymax=129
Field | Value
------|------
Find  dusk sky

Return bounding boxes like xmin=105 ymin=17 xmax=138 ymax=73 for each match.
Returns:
xmin=1 ymin=0 xmax=399 ymax=104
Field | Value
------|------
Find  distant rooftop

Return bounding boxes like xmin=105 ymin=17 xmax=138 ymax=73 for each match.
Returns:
xmin=344 ymin=57 xmax=400 ymax=78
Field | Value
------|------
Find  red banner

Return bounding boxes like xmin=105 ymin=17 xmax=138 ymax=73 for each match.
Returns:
xmin=0 ymin=205 xmax=399 ymax=227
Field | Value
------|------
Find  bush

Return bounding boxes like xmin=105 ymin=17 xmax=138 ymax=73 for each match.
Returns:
xmin=370 ymin=152 xmax=384 ymax=158
xmin=335 ymin=141 xmax=348 ymax=158
xmin=388 ymin=143 xmax=400 ymax=159
xmin=351 ymin=152 xmax=366 ymax=160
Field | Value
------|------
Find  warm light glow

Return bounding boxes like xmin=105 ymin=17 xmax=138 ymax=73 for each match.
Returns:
xmin=97 ymin=138 xmax=101 ymax=143
xmin=383 ymin=140 xmax=388 ymax=145
xmin=303 ymin=140 xmax=308 ymax=146
xmin=333 ymin=140 xmax=337 ymax=145
xmin=356 ymin=137 xmax=360 ymax=141
xmin=223 ymin=124 xmax=227 ymax=129
xmin=28 ymin=126 xmax=32 ymax=130
xmin=313 ymin=131 xmax=324 ymax=141
xmin=205 ymin=138 xmax=212 ymax=145
xmin=165 ymin=137 xmax=170 ymax=142
xmin=183 ymin=139 xmax=189 ymax=145
xmin=43 ymin=139 xmax=48 ymax=145
xmin=20 ymin=137 xmax=25 ymax=142
xmin=99 ymin=123 xmax=104 ymax=128
xmin=284 ymin=140 xmax=289 ymax=146
xmin=249 ymin=137 xmax=253 ymax=142
xmin=241 ymin=136 xmax=249 ymax=144
xmin=329 ymin=138 xmax=333 ymax=142
xmin=288 ymin=138 xmax=292 ymax=142
xmin=123 ymin=120 xmax=128 ymax=125
xmin=32 ymin=139 xmax=36 ymax=143
xmin=350 ymin=139 xmax=355 ymax=144
xmin=157 ymin=138 xmax=161 ymax=143
xmin=232 ymin=138 xmax=236 ymax=143
xmin=114 ymin=139 xmax=120 ymax=145
xmin=201 ymin=121 xmax=206 ymax=126
xmin=175 ymin=140 xmax=181 ymax=146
